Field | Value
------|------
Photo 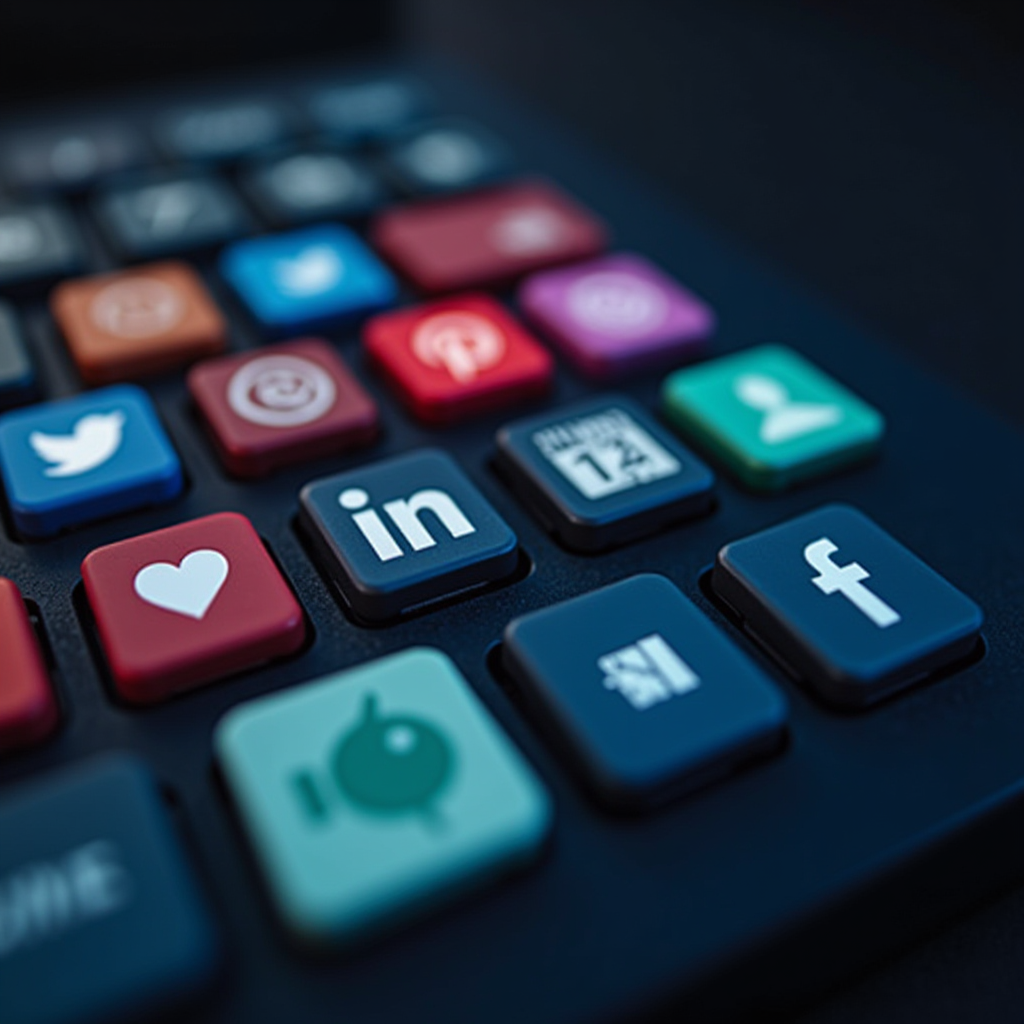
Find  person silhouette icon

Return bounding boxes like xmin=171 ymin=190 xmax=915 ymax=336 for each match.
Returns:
xmin=734 ymin=373 xmax=842 ymax=444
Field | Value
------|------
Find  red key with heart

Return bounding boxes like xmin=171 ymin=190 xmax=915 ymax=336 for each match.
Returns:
xmin=81 ymin=512 xmax=306 ymax=704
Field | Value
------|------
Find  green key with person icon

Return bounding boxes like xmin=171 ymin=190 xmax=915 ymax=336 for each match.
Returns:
xmin=661 ymin=344 xmax=885 ymax=491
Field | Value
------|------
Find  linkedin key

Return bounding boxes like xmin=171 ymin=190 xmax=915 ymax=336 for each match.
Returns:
xmin=299 ymin=448 xmax=519 ymax=622
xmin=712 ymin=504 xmax=983 ymax=708
xmin=0 ymin=756 xmax=218 ymax=1024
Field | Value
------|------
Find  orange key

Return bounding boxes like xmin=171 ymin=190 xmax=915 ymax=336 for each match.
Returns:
xmin=0 ymin=578 xmax=58 ymax=751
xmin=51 ymin=260 xmax=227 ymax=383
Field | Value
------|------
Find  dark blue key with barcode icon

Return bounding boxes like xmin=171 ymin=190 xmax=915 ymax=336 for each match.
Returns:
xmin=503 ymin=573 xmax=787 ymax=809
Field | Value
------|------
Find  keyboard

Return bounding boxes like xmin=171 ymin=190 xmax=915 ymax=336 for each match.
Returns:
xmin=1 ymin=56 xmax=1022 ymax=1024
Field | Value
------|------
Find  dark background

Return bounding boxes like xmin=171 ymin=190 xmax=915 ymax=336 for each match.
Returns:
xmin=1 ymin=1 xmax=1022 ymax=1021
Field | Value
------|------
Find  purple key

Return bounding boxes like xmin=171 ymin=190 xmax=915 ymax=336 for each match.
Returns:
xmin=518 ymin=253 xmax=714 ymax=377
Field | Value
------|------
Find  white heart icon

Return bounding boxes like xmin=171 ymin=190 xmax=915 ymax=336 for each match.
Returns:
xmin=133 ymin=549 xmax=230 ymax=620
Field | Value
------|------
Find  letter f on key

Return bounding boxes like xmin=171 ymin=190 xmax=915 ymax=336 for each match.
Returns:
xmin=804 ymin=537 xmax=901 ymax=628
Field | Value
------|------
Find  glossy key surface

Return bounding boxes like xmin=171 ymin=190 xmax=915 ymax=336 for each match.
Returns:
xmin=372 ymin=181 xmax=607 ymax=294
xmin=94 ymin=174 xmax=253 ymax=260
xmin=0 ymin=578 xmax=58 ymax=752
xmin=662 ymin=345 xmax=884 ymax=491
xmin=220 ymin=225 xmax=397 ymax=334
xmin=299 ymin=449 xmax=519 ymax=621
xmin=188 ymin=338 xmax=379 ymax=477
xmin=364 ymin=292 xmax=553 ymax=423
xmin=520 ymin=253 xmax=714 ymax=377
xmin=504 ymin=575 xmax=787 ymax=808
xmin=496 ymin=395 xmax=714 ymax=552
xmin=713 ymin=504 xmax=984 ymax=707
xmin=82 ymin=512 xmax=306 ymax=703
xmin=0 ymin=755 xmax=218 ymax=1024
xmin=51 ymin=261 xmax=227 ymax=384
xmin=216 ymin=648 xmax=552 ymax=945
xmin=0 ymin=385 xmax=182 ymax=538
xmin=0 ymin=201 xmax=84 ymax=293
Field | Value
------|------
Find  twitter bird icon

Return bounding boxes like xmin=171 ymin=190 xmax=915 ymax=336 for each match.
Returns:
xmin=30 ymin=410 xmax=126 ymax=477
xmin=0 ymin=385 xmax=182 ymax=537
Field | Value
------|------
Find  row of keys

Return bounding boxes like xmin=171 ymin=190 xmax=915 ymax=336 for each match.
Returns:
xmin=0 ymin=535 xmax=983 ymax=1015
xmin=0 ymin=342 xmax=879 ymax=540
xmin=0 ymin=343 xmax=881 ymax=541
xmin=0 ymin=173 xmax=594 ymax=300
xmin=1 ymin=489 xmax=981 ymax=736
xmin=0 ymin=76 xmax=437 ymax=193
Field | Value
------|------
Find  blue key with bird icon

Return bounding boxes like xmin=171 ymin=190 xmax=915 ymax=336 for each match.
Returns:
xmin=0 ymin=384 xmax=182 ymax=537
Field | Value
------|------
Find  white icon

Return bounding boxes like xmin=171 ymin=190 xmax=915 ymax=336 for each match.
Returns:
xmin=406 ymin=131 xmax=485 ymax=185
xmin=0 ymin=840 xmax=132 ymax=959
xmin=227 ymin=354 xmax=337 ymax=427
xmin=734 ymin=374 xmax=842 ymax=445
xmin=339 ymin=486 xmax=476 ymax=562
xmin=90 ymin=278 xmax=185 ymax=339
xmin=804 ymin=537 xmax=901 ymax=628
xmin=133 ymin=548 xmax=229 ymax=620
xmin=133 ymin=182 xmax=200 ymax=235
xmin=491 ymin=207 xmax=566 ymax=256
xmin=566 ymin=271 xmax=668 ymax=335
xmin=29 ymin=410 xmax=125 ymax=478
xmin=0 ymin=216 xmax=44 ymax=263
xmin=274 ymin=245 xmax=344 ymax=297
xmin=533 ymin=408 xmax=680 ymax=500
xmin=411 ymin=311 xmax=506 ymax=382
xmin=598 ymin=633 xmax=700 ymax=710
xmin=270 ymin=155 xmax=356 ymax=207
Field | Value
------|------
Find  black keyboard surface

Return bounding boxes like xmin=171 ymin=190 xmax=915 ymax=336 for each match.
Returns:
xmin=0 ymin=55 xmax=1022 ymax=1024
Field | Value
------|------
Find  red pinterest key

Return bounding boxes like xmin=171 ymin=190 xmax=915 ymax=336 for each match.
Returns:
xmin=364 ymin=293 xmax=554 ymax=423
xmin=82 ymin=512 xmax=306 ymax=704
xmin=0 ymin=578 xmax=59 ymax=751
xmin=371 ymin=180 xmax=607 ymax=294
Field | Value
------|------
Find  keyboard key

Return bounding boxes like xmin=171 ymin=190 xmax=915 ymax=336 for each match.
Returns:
xmin=309 ymin=77 xmax=432 ymax=144
xmin=662 ymin=345 xmax=884 ymax=491
xmin=299 ymin=449 xmax=519 ymax=622
xmin=51 ymin=261 xmax=227 ymax=384
xmin=495 ymin=395 xmax=714 ymax=552
xmin=364 ymin=293 xmax=553 ymax=424
xmin=0 ymin=755 xmax=218 ymax=1024
xmin=519 ymin=253 xmax=714 ymax=377
xmin=0 ymin=201 xmax=84 ymax=293
xmin=94 ymin=174 xmax=253 ymax=260
xmin=503 ymin=574 xmax=787 ymax=809
xmin=0 ymin=578 xmax=59 ymax=752
xmin=216 ymin=647 xmax=551 ymax=945
xmin=241 ymin=150 xmax=386 ymax=226
xmin=712 ymin=504 xmax=983 ymax=708
xmin=220 ymin=225 xmax=397 ymax=336
xmin=0 ymin=385 xmax=182 ymax=538
xmin=82 ymin=512 xmax=305 ymax=704
xmin=0 ymin=301 xmax=36 ymax=410
xmin=371 ymin=181 xmax=608 ymax=294
xmin=157 ymin=100 xmax=293 ymax=161
xmin=188 ymin=338 xmax=379 ymax=477
xmin=1 ymin=123 xmax=147 ymax=192
xmin=382 ymin=119 xmax=512 ymax=196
